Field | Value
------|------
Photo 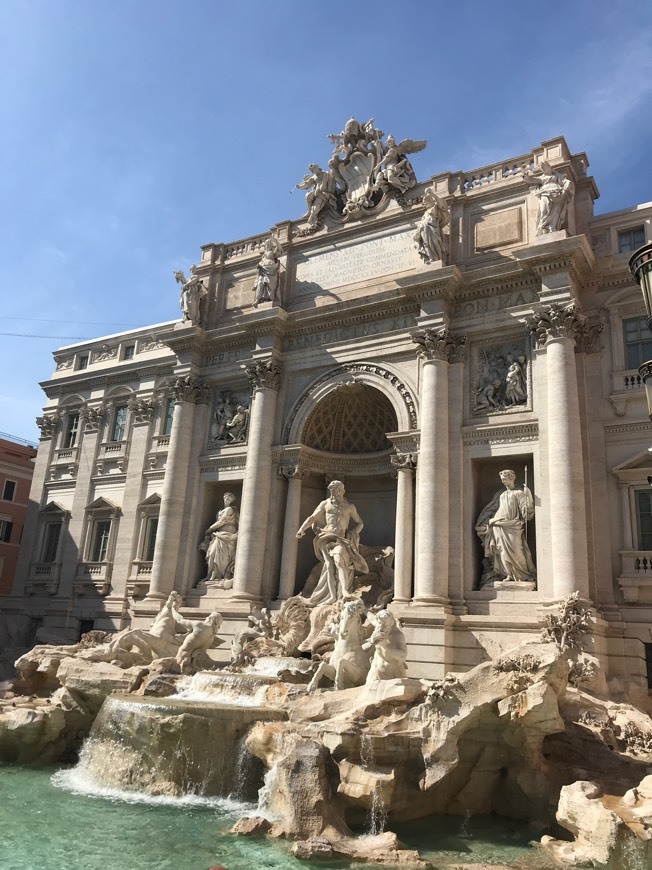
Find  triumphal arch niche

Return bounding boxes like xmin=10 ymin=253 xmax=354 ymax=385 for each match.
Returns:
xmin=282 ymin=363 xmax=417 ymax=598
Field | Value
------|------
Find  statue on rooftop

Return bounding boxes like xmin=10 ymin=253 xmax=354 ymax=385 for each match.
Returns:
xmin=414 ymin=187 xmax=450 ymax=264
xmin=175 ymin=267 xmax=207 ymax=326
xmin=295 ymin=118 xmax=427 ymax=230
xmin=253 ymin=237 xmax=283 ymax=307
xmin=533 ymin=161 xmax=575 ymax=235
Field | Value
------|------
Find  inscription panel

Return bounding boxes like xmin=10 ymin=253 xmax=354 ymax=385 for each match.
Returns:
xmin=292 ymin=228 xmax=417 ymax=296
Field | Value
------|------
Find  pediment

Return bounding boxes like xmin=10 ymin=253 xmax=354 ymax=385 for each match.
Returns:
xmin=40 ymin=501 xmax=70 ymax=516
xmin=612 ymin=450 xmax=652 ymax=482
xmin=137 ymin=493 xmax=161 ymax=508
xmin=85 ymin=496 xmax=121 ymax=514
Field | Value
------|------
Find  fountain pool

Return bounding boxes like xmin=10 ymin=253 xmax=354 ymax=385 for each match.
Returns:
xmin=1 ymin=765 xmax=562 ymax=870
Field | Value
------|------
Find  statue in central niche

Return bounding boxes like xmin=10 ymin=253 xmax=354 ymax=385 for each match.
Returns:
xmin=296 ymin=480 xmax=368 ymax=605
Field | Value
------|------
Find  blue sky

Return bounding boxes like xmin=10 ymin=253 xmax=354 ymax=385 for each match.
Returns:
xmin=1 ymin=0 xmax=651 ymax=442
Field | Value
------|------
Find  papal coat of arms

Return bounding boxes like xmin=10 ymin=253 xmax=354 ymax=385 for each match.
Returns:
xmin=295 ymin=117 xmax=426 ymax=232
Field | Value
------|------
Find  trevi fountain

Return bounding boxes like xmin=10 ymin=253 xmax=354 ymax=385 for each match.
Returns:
xmin=3 ymin=119 xmax=652 ymax=869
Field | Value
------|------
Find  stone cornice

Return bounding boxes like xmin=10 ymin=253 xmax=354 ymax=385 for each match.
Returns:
xmin=604 ymin=421 xmax=652 ymax=437
xmin=513 ymin=233 xmax=595 ymax=286
xmin=40 ymin=364 xmax=175 ymax=398
xmin=462 ymin=421 xmax=539 ymax=446
xmin=396 ymin=265 xmax=463 ymax=303
xmin=284 ymin=295 xmax=419 ymax=339
xmin=199 ymin=453 xmax=248 ymax=472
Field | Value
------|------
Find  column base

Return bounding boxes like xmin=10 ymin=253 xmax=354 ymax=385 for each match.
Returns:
xmin=411 ymin=595 xmax=450 ymax=607
xmin=230 ymin=591 xmax=263 ymax=604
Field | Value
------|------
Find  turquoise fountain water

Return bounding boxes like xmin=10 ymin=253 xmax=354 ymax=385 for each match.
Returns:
xmin=1 ymin=764 xmax=565 ymax=870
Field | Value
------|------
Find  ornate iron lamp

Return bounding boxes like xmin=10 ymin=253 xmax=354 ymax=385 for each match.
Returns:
xmin=629 ymin=242 xmax=652 ymax=421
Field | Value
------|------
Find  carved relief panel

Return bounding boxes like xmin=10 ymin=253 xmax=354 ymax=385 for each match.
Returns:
xmin=469 ymin=334 xmax=533 ymax=417
xmin=208 ymin=389 xmax=250 ymax=448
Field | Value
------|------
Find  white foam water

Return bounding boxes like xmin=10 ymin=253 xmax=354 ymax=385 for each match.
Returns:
xmin=51 ymin=766 xmax=252 ymax=814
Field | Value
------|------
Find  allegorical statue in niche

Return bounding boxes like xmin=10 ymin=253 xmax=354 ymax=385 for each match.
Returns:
xmin=414 ymin=186 xmax=450 ymax=264
xmin=198 ymin=492 xmax=239 ymax=587
xmin=533 ymin=161 xmax=575 ymax=235
xmin=253 ymin=237 xmax=282 ymax=307
xmin=296 ymin=480 xmax=368 ymax=605
xmin=174 ymin=267 xmax=207 ymax=326
xmin=475 ymin=469 xmax=536 ymax=586
xmin=295 ymin=163 xmax=338 ymax=229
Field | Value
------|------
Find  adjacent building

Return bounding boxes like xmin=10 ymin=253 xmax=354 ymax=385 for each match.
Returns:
xmin=4 ymin=126 xmax=652 ymax=705
xmin=0 ymin=437 xmax=37 ymax=597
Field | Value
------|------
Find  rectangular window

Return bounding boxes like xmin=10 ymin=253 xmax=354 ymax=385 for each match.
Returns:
xmin=646 ymin=643 xmax=652 ymax=690
xmin=0 ymin=520 xmax=13 ymax=543
xmin=636 ymin=490 xmax=652 ymax=550
xmin=162 ymin=398 xmax=175 ymax=436
xmin=77 ymin=354 xmax=89 ymax=370
xmin=2 ymin=480 xmax=16 ymax=501
xmin=91 ymin=520 xmax=111 ymax=562
xmin=111 ymin=405 xmax=128 ymax=442
xmin=41 ymin=522 xmax=62 ymax=563
xmin=144 ymin=517 xmax=158 ymax=561
xmin=63 ymin=412 xmax=80 ymax=448
xmin=618 ymin=226 xmax=645 ymax=254
xmin=123 ymin=345 xmax=135 ymax=360
xmin=623 ymin=317 xmax=652 ymax=370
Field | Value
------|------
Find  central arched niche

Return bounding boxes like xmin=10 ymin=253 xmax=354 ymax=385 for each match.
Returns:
xmin=294 ymin=383 xmax=399 ymax=593
xmin=302 ymin=383 xmax=397 ymax=454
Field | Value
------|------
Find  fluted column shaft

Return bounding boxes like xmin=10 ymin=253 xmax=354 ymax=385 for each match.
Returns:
xmin=526 ymin=303 xmax=589 ymax=600
xmin=415 ymin=358 xmax=449 ymax=601
xmin=392 ymin=460 xmax=415 ymax=602
xmin=546 ymin=336 xmax=589 ymax=598
xmin=148 ymin=377 xmax=207 ymax=601
xmin=233 ymin=359 xmax=281 ymax=600
xmin=278 ymin=466 xmax=308 ymax=600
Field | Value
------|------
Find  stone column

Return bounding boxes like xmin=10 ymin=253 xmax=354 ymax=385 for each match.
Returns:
xmin=526 ymin=303 xmax=589 ymax=599
xmin=278 ymin=465 xmax=309 ymax=600
xmin=390 ymin=453 xmax=417 ymax=602
xmin=147 ymin=376 xmax=209 ymax=602
xmin=232 ymin=358 xmax=281 ymax=601
xmin=412 ymin=329 xmax=465 ymax=604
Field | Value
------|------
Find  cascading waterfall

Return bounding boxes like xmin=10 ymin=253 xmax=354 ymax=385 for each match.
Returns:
xmin=359 ymin=733 xmax=388 ymax=836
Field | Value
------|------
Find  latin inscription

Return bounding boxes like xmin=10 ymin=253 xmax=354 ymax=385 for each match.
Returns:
xmin=286 ymin=315 xmax=414 ymax=351
xmin=293 ymin=229 xmax=416 ymax=295
xmin=202 ymin=348 xmax=251 ymax=367
xmin=455 ymin=288 xmax=538 ymax=317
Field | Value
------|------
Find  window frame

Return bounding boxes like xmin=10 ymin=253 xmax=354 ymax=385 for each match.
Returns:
xmin=63 ymin=411 xmax=80 ymax=449
xmin=623 ymin=315 xmax=652 ymax=371
xmin=0 ymin=518 xmax=13 ymax=543
xmin=2 ymin=480 xmax=16 ymax=502
xmin=41 ymin=521 xmax=62 ymax=564
xmin=618 ymin=226 xmax=646 ymax=255
xmin=110 ymin=404 xmax=129 ymax=443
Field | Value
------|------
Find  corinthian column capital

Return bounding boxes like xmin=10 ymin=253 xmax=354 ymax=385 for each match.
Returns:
xmin=172 ymin=374 xmax=211 ymax=404
xmin=523 ymin=303 xmax=586 ymax=348
xmin=245 ymin=358 xmax=282 ymax=391
xmin=412 ymin=328 xmax=466 ymax=363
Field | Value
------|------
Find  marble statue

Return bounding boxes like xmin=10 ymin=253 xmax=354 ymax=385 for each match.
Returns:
xmin=175 ymin=611 xmax=223 ymax=672
xmin=296 ymin=164 xmax=338 ymax=228
xmin=107 ymin=591 xmax=194 ymax=664
xmin=231 ymin=607 xmax=274 ymax=667
xmin=199 ymin=493 xmax=239 ymax=587
xmin=533 ymin=161 xmax=575 ymax=235
xmin=226 ymin=405 xmax=249 ymax=442
xmin=210 ymin=391 xmax=235 ymax=442
xmin=253 ymin=237 xmax=283 ymax=307
xmin=475 ymin=469 xmax=536 ymax=586
xmin=307 ymin=597 xmax=372 ymax=692
xmin=372 ymin=134 xmax=426 ymax=196
xmin=505 ymin=361 xmax=527 ymax=405
xmin=473 ymin=346 xmax=528 ymax=413
xmin=364 ymin=609 xmax=408 ymax=683
xmin=296 ymin=480 xmax=368 ymax=605
xmin=174 ymin=267 xmax=207 ymax=326
xmin=414 ymin=187 xmax=450 ymax=264
xmin=296 ymin=119 xmax=427 ymax=229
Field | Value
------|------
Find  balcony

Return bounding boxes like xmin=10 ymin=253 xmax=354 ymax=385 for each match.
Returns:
xmin=25 ymin=562 xmax=61 ymax=596
xmin=617 ymin=550 xmax=652 ymax=603
xmin=74 ymin=561 xmax=112 ymax=596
